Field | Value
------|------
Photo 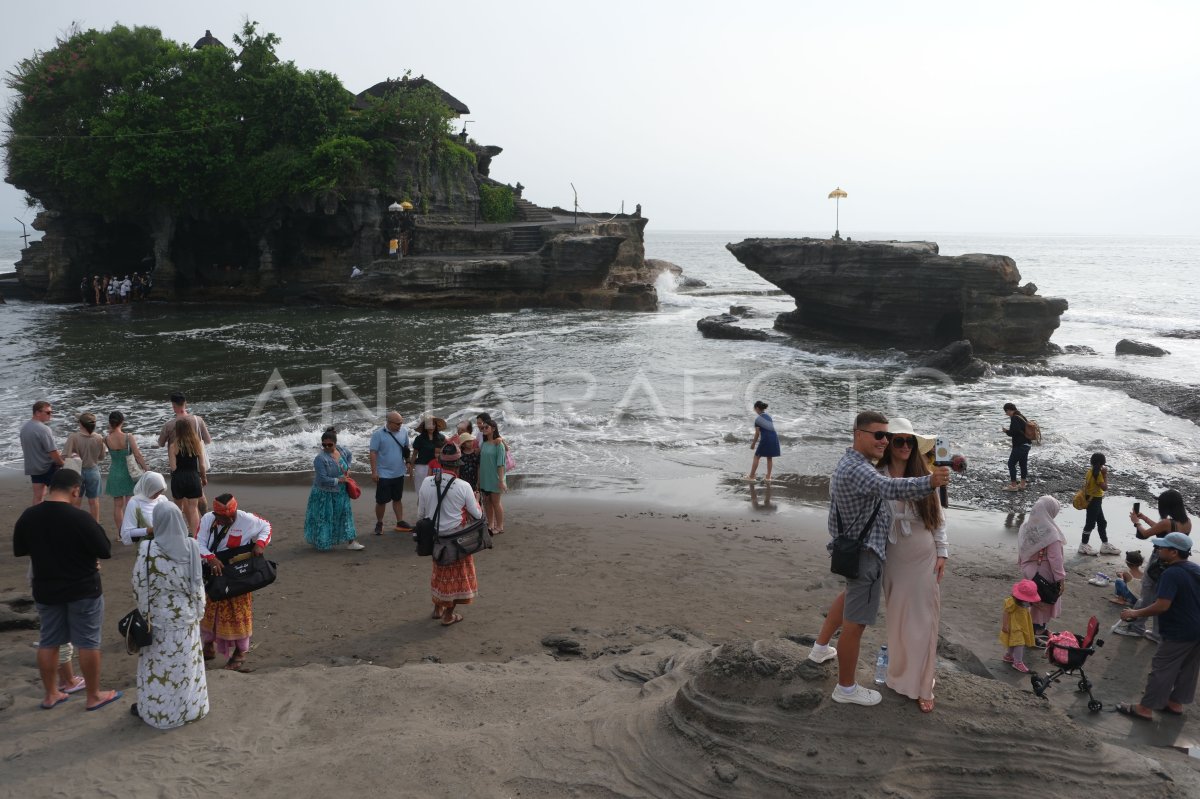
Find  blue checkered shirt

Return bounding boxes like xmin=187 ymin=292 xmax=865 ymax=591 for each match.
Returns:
xmin=827 ymin=448 xmax=935 ymax=561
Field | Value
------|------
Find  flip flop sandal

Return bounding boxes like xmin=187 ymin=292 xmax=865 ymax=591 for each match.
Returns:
xmin=1116 ymin=703 xmax=1153 ymax=720
xmin=917 ymin=698 xmax=935 ymax=713
xmin=224 ymin=652 xmax=248 ymax=671
xmin=59 ymin=676 xmax=87 ymax=694
xmin=441 ymin=613 xmax=464 ymax=627
xmin=1162 ymin=706 xmax=1185 ymax=716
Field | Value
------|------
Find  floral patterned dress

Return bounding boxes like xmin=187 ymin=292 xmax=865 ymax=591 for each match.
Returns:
xmin=133 ymin=540 xmax=209 ymax=729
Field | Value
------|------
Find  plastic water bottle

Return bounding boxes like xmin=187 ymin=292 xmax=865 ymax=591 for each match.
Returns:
xmin=873 ymin=645 xmax=889 ymax=685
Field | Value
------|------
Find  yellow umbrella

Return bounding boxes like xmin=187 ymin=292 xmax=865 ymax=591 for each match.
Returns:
xmin=828 ymin=187 xmax=847 ymax=238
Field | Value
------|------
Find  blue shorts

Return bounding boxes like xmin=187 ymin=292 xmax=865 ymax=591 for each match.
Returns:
xmin=80 ymin=467 xmax=101 ymax=498
xmin=37 ymin=596 xmax=104 ymax=650
xmin=30 ymin=465 xmax=60 ymax=486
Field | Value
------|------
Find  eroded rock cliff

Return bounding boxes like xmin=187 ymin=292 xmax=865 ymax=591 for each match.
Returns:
xmin=726 ymin=238 xmax=1068 ymax=355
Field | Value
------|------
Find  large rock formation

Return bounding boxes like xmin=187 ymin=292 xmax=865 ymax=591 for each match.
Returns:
xmin=15 ymin=193 xmax=662 ymax=312
xmin=726 ymin=238 xmax=1068 ymax=355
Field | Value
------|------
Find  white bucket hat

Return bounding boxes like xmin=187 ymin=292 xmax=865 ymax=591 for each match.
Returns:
xmin=888 ymin=417 xmax=936 ymax=455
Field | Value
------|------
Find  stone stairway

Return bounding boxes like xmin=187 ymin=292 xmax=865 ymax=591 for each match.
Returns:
xmin=507 ymin=227 xmax=544 ymax=253
xmin=514 ymin=198 xmax=555 ymax=223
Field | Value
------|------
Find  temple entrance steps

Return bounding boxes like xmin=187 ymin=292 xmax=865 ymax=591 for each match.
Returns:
xmin=514 ymin=198 xmax=555 ymax=223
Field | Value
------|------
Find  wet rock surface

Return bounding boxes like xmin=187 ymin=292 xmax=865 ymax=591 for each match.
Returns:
xmin=1116 ymin=339 xmax=1169 ymax=356
xmin=726 ymin=238 xmax=1068 ymax=355
xmin=914 ymin=339 xmax=994 ymax=379
xmin=696 ymin=314 xmax=769 ymax=341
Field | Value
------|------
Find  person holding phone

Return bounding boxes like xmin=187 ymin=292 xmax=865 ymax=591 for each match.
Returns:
xmin=1114 ymin=490 xmax=1192 ymax=640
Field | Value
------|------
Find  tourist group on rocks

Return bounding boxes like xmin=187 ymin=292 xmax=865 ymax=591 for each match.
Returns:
xmin=13 ymin=393 xmax=511 ymax=729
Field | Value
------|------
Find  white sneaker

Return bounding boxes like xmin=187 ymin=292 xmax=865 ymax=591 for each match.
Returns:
xmin=345 ymin=541 xmax=365 ymax=551
xmin=1077 ymin=544 xmax=1098 ymax=556
xmin=1099 ymin=543 xmax=1121 ymax=555
xmin=1110 ymin=623 xmax=1143 ymax=638
xmin=831 ymin=684 xmax=881 ymax=706
xmin=808 ymin=644 xmax=838 ymax=664
xmin=1087 ymin=573 xmax=1110 ymax=586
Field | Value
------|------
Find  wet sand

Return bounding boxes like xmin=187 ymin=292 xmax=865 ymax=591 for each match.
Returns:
xmin=1 ymin=472 xmax=1198 ymax=797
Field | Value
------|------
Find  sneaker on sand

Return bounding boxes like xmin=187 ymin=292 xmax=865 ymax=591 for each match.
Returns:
xmin=1078 ymin=544 xmax=1098 ymax=556
xmin=345 ymin=541 xmax=365 ymax=551
xmin=1099 ymin=543 xmax=1122 ymax=555
xmin=831 ymin=684 xmax=881 ymax=706
xmin=373 ymin=522 xmax=384 ymax=536
xmin=1087 ymin=573 xmax=1110 ymax=586
xmin=807 ymin=645 xmax=837 ymax=664
xmin=1111 ymin=623 xmax=1143 ymax=638
xmin=395 ymin=520 xmax=414 ymax=532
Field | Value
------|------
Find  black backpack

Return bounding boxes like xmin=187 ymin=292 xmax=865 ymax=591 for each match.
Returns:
xmin=414 ymin=474 xmax=455 ymax=557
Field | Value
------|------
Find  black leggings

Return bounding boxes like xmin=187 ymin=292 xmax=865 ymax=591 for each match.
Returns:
xmin=1082 ymin=497 xmax=1108 ymax=543
xmin=1007 ymin=444 xmax=1030 ymax=482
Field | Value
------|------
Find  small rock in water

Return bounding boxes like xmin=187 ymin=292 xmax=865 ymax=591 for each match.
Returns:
xmin=1115 ymin=338 xmax=1169 ymax=357
xmin=713 ymin=763 xmax=739 ymax=784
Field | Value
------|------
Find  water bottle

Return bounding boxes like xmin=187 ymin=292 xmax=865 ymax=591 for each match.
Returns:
xmin=873 ymin=645 xmax=889 ymax=685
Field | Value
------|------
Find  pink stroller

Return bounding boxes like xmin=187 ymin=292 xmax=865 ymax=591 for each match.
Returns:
xmin=1029 ymin=616 xmax=1104 ymax=711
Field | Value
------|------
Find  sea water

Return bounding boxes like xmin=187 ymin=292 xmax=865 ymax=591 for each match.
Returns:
xmin=2 ymin=229 xmax=1199 ymax=510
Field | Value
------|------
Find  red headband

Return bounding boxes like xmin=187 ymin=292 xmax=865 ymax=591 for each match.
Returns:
xmin=213 ymin=497 xmax=238 ymax=517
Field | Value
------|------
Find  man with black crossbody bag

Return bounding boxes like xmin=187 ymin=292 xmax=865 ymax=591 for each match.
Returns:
xmin=369 ymin=411 xmax=413 ymax=536
xmin=808 ymin=411 xmax=949 ymax=707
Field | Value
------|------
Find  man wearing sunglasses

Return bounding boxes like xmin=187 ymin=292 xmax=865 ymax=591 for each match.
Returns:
xmin=21 ymin=400 xmax=65 ymax=505
xmin=809 ymin=411 xmax=951 ymax=707
xmin=1116 ymin=532 xmax=1200 ymax=720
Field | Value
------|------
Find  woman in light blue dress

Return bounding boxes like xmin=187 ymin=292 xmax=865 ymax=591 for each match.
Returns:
xmin=304 ymin=428 xmax=363 ymax=551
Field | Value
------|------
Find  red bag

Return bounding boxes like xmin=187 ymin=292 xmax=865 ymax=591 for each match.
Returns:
xmin=344 ymin=476 xmax=361 ymax=500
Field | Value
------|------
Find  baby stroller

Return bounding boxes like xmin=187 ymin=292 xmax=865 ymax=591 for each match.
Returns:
xmin=1030 ymin=616 xmax=1104 ymax=711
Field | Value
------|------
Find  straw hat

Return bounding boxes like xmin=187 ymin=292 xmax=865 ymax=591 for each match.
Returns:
xmin=888 ymin=417 xmax=935 ymax=455
xmin=421 ymin=415 xmax=447 ymax=432
xmin=1012 ymin=579 xmax=1041 ymax=604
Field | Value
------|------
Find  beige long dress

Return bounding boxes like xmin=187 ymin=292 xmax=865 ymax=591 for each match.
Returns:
xmin=882 ymin=500 xmax=946 ymax=702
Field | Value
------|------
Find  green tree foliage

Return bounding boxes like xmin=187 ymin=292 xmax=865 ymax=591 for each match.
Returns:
xmin=479 ymin=183 xmax=515 ymax=223
xmin=3 ymin=22 xmax=458 ymax=216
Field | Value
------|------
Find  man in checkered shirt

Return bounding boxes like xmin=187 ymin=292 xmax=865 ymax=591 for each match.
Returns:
xmin=808 ymin=411 xmax=950 ymax=707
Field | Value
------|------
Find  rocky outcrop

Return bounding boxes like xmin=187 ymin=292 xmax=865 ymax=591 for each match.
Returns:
xmin=697 ymin=314 xmax=769 ymax=341
xmin=1116 ymin=339 xmax=1169 ymax=357
xmin=15 ymin=194 xmax=660 ymax=311
xmin=914 ymin=340 xmax=993 ymax=379
xmin=725 ymin=238 xmax=1068 ymax=355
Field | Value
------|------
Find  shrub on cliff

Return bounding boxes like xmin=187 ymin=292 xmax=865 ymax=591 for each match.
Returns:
xmin=3 ymin=21 xmax=457 ymax=215
xmin=479 ymin=183 xmax=515 ymax=223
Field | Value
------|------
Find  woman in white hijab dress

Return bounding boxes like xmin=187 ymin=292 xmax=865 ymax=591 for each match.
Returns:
xmin=1017 ymin=496 xmax=1068 ymax=637
xmin=131 ymin=502 xmax=209 ymax=728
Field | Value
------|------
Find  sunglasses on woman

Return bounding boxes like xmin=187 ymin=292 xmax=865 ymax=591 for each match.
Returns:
xmin=891 ymin=436 xmax=917 ymax=448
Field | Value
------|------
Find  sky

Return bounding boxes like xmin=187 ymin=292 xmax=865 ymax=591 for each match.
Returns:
xmin=1 ymin=1 xmax=1197 ymax=235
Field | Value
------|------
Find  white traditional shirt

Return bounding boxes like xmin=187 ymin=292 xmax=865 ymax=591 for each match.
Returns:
xmin=196 ymin=509 xmax=272 ymax=560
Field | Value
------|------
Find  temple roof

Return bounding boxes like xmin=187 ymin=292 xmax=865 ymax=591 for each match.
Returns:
xmin=193 ymin=29 xmax=226 ymax=50
xmin=354 ymin=76 xmax=470 ymax=115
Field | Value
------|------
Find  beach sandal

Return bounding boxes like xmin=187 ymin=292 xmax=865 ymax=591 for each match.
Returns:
xmin=1116 ymin=702 xmax=1153 ymax=721
xmin=917 ymin=697 xmax=935 ymax=713
xmin=86 ymin=690 xmax=123 ymax=711
xmin=40 ymin=694 xmax=70 ymax=710
xmin=58 ymin=676 xmax=86 ymax=694
xmin=441 ymin=613 xmax=464 ymax=627
xmin=1162 ymin=704 xmax=1185 ymax=716
xmin=432 ymin=608 xmax=444 ymax=620
xmin=224 ymin=650 xmax=248 ymax=671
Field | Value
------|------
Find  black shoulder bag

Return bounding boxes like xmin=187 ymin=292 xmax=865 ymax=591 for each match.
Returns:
xmin=415 ymin=474 xmax=455 ymax=557
xmin=830 ymin=501 xmax=883 ymax=579
xmin=117 ymin=542 xmax=154 ymax=654
xmin=385 ymin=429 xmax=411 ymax=464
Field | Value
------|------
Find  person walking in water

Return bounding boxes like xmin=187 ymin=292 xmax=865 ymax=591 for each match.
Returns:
xmin=1002 ymin=402 xmax=1032 ymax=492
xmin=746 ymin=401 xmax=780 ymax=482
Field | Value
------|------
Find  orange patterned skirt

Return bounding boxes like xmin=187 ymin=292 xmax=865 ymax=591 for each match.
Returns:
xmin=432 ymin=554 xmax=477 ymax=610
xmin=202 ymin=593 xmax=253 ymax=643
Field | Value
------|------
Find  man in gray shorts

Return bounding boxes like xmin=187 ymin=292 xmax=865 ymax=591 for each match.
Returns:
xmin=808 ymin=411 xmax=949 ymax=707
xmin=20 ymin=400 xmax=64 ymax=505
xmin=13 ymin=469 xmax=123 ymax=711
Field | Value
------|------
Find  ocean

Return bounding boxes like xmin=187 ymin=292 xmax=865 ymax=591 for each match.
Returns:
xmin=3 ymin=228 xmax=1199 ymax=511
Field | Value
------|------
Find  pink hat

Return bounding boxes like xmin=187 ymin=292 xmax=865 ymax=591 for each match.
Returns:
xmin=1012 ymin=579 xmax=1041 ymax=604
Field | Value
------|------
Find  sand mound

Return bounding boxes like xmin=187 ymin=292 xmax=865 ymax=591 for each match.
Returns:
xmin=2 ymin=632 xmax=1197 ymax=798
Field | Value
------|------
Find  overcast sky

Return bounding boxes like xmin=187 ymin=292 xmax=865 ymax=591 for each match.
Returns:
xmin=2 ymin=1 xmax=1197 ymax=235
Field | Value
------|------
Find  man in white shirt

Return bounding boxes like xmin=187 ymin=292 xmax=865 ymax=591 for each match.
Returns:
xmin=417 ymin=443 xmax=484 ymax=626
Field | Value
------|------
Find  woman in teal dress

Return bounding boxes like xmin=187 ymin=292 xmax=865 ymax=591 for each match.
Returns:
xmin=103 ymin=410 xmax=149 ymax=532
xmin=477 ymin=416 xmax=508 ymax=535
xmin=304 ymin=428 xmax=363 ymax=551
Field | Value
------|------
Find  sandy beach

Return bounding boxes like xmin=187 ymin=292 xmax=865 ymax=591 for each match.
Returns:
xmin=2 ymin=471 xmax=1199 ymax=797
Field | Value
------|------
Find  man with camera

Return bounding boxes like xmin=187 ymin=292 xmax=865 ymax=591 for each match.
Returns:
xmin=807 ymin=411 xmax=951 ymax=707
